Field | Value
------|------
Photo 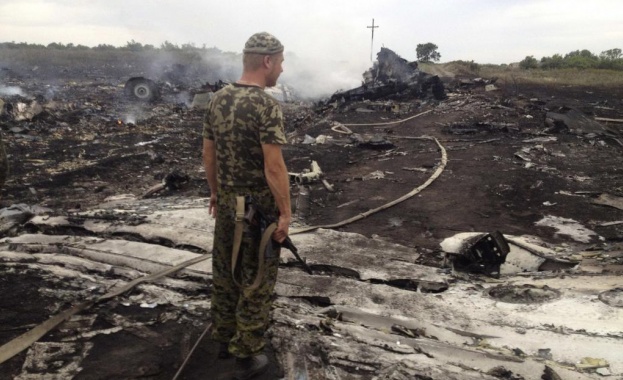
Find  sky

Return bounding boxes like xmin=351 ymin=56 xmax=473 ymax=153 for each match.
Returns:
xmin=1 ymin=0 xmax=622 ymax=97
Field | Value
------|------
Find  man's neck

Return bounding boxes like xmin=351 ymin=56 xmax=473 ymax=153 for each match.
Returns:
xmin=237 ymin=73 xmax=266 ymax=89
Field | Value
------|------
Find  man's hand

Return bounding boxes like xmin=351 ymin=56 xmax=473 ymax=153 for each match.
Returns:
xmin=203 ymin=138 xmax=218 ymax=217
xmin=208 ymin=194 xmax=217 ymax=218
xmin=272 ymin=214 xmax=290 ymax=243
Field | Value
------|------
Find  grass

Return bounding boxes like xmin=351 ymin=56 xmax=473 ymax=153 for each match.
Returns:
xmin=0 ymin=48 xmax=209 ymax=68
xmin=421 ymin=60 xmax=623 ymax=88
xmin=0 ymin=47 xmax=233 ymax=83
xmin=3 ymin=47 xmax=623 ymax=88
xmin=482 ymin=67 xmax=623 ymax=88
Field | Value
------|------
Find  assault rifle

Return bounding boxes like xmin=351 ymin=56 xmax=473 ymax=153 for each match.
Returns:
xmin=244 ymin=196 xmax=313 ymax=275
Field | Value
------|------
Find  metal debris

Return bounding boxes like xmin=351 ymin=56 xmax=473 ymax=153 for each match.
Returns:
xmin=441 ymin=231 xmax=510 ymax=278
xmin=592 ymin=193 xmax=623 ymax=211
xmin=328 ymin=47 xmax=446 ymax=104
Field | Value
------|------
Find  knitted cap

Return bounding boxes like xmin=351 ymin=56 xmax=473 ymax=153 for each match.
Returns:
xmin=243 ymin=32 xmax=284 ymax=55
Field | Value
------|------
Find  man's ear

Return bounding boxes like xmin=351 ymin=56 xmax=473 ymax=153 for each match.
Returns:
xmin=263 ymin=55 xmax=272 ymax=69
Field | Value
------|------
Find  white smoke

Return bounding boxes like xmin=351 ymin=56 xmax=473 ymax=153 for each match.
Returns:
xmin=123 ymin=113 xmax=137 ymax=124
xmin=0 ymin=85 xmax=27 ymax=97
xmin=198 ymin=50 xmax=369 ymax=101
xmin=199 ymin=49 xmax=242 ymax=83
xmin=174 ymin=91 xmax=192 ymax=106
xmin=280 ymin=54 xmax=370 ymax=100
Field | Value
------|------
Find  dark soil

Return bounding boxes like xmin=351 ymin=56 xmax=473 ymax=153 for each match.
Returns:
xmin=1 ymin=53 xmax=623 ymax=379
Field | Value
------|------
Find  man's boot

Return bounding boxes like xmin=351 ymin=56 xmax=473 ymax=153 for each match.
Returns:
xmin=233 ymin=353 xmax=269 ymax=380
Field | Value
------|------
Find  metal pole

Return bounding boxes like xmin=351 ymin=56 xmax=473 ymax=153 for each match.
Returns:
xmin=367 ymin=18 xmax=379 ymax=61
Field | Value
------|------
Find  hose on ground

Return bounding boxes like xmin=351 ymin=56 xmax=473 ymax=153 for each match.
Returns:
xmin=292 ymin=135 xmax=447 ymax=235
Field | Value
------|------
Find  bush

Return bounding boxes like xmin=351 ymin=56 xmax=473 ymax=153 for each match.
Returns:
xmin=531 ymin=48 xmax=623 ymax=71
xmin=540 ymin=54 xmax=564 ymax=69
xmin=519 ymin=56 xmax=538 ymax=69
xmin=563 ymin=55 xmax=598 ymax=69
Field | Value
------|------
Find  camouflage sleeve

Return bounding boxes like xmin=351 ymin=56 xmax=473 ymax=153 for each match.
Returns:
xmin=202 ymin=99 xmax=215 ymax=141
xmin=258 ymin=96 xmax=286 ymax=145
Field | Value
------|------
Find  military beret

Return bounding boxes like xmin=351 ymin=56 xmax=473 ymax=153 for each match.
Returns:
xmin=243 ymin=32 xmax=284 ymax=55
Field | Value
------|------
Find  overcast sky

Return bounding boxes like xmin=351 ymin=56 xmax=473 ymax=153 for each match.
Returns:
xmin=2 ymin=0 xmax=622 ymax=64
xmin=1 ymin=1 xmax=622 ymax=97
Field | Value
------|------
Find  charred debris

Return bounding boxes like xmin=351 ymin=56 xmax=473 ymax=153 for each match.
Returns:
xmin=120 ymin=47 xmax=447 ymax=105
xmin=1 ymin=45 xmax=623 ymax=244
xmin=1 ymin=46 xmax=623 ymax=379
xmin=328 ymin=47 xmax=446 ymax=104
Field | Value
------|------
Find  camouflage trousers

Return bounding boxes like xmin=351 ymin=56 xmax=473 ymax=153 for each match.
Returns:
xmin=0 ymin=131 xmax=8 ymax=191
xmin=210 ymin=186 xmax=281 ymax=358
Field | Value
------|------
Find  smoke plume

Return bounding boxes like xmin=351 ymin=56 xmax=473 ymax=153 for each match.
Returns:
xmin=0 ymin=86 xmax=27 ymax=97
xmin=198 ymin=50 xmax=369 ymax=101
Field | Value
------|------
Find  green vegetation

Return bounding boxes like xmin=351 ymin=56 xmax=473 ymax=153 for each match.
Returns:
xmin=519 ymin=48 xmax=623 ymax=71
xmin=0 ymin=40 xmax=242 ymax=84
xmin=504 ymin=48 xmax=623 ymax=87
xmin=0 ymin=40 xmax=231 ymax=72
xmin=0 ymin=40 xmax=218 ymax=53
xmin=421 ymin=59 xmax=623 ymax=87
xmin=416 ymin=43 xmax=441 ymax=63
xmin=519 ymin=55 xmax=538 ymax=69
xmin=417 ymin=44 xmax=623 ymax=87
xmin=483 ymin=67 xmax=623 ymax=87
xmin=4 ymin=41 xmax=623 ymax=88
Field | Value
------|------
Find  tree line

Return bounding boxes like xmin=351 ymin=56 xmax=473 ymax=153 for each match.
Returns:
xmin=0 ymin=40 xmax=218 ymax=52
xmin=520 ymin=48 xmax=623 ymax=70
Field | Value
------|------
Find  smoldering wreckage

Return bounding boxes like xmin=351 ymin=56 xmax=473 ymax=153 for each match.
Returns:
xmin=0 ymin=47 xmax=622 ymax=380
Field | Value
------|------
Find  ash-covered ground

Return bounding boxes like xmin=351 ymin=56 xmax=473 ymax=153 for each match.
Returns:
xmin=1 ymin=49 xmax=622 ymax=379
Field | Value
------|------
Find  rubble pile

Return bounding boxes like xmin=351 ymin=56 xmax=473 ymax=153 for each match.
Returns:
xmin=328 ymin=48 xmax=446 ymax=104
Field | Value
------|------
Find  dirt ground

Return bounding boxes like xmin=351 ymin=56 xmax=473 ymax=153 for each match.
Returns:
xmin=1 ymin=54 xmax=623 ymax=379
xmin=3 ymin=63 xmax=623 ymax=251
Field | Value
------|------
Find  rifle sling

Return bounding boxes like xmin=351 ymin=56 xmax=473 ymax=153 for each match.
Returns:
xmin=231 ymin=195 xmax=276 ymax=295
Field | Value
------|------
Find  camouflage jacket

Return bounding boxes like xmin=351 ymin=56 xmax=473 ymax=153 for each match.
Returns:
xmin=203 ymin=84 xmax=286 ymax=188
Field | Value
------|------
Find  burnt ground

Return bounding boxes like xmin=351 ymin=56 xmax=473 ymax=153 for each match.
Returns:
xmin=1 ymin=55 xmax=623 ymax=379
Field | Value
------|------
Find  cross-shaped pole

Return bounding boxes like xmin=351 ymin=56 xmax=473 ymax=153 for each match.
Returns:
xmin=367 ymin=18 xmax=379 ymax=61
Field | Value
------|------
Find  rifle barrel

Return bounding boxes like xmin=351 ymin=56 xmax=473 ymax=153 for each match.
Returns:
xmin=280 ymin=237 xmax=313 ymax=275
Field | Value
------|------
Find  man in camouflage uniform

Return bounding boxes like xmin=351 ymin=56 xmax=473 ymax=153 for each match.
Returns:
xmin=202 ymin=32 xmax=290 ymax=380
xmin=0 ymin=99 xmax=8 ymax=192
xmin=0 ymin=131 xmax=7 ymax=193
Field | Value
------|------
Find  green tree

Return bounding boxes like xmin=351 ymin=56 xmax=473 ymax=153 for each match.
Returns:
xmin=598 ymin=48 xmax=623 ymax=70
xmin=47 ymin=42 xmax=65 ymax=49
xmin=564 ymin=55 xmax=598 ymax=69
xmin=519 ymin=55 xmax=538 ymax=69
xmin=416 ymin=43 xmax=441 ymax=62
xmin=540 ymin=54 xmax=564 ymax=69
xmin=94 ymin=44 xmax=116 ymax=51
xmin=125 ymin=39 xmax=144 ymax=52
xmin=564 ymin=49 xmax=597 ymax=60
xmin=160 ymin=40 xmax=180 ymax=51
xmin=600 ymin=48 xmax=622 ymax=60
xmin=520 ymin=48 xmax=623 ymax=72
xmin=562 ymin=50 xmax=598 ymax=69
